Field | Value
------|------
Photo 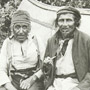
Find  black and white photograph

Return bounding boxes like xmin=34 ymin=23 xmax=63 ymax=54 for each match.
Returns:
xmin=0 ymin=0 xmax=90 ymax=90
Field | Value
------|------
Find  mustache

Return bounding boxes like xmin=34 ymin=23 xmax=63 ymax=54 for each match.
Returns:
xmin=60 ymin=26 xmax=73 ymax=29
xmin=15 ymin=33 xmax=28 ymax=36
xmin=60 ymin=26 xmax=69 ymax=28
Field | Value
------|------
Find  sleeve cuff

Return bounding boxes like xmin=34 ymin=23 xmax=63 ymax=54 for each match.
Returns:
xmin=34 ymin=70 xmax=43 ymax=78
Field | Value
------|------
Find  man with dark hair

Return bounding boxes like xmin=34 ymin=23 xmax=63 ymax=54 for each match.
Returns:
xmin=0 ymin=10 xmax=44 ymax=90
xmin=43 ymin=6 xmax=90 ymax=90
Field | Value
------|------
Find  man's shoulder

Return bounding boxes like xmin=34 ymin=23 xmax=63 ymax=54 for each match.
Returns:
xmin=78 ymin=30 xmax=90 ymax=41
xmin=3 ymin=38 xmax=11 ymax=43
xmin=47 ymin=32 xmax=56 ymax=41
xmin=3 ymin=37 xmax=14 ymax=47
xmin=29 ymin=35 xmax=38 ymax=44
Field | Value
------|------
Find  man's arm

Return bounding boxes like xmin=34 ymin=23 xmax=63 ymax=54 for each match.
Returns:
xmin=0 ymin=39 xmax=11 ymax=86
xmin=77 ymin=39 xmax=90 ymax=90
xmin=77 ymin=73 xmax=90 ymax=90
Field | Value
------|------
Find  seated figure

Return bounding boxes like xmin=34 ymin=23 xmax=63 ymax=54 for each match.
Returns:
xmin=0 ymin=10 xmax=44 ymax=90
xmin=43 ymin=6 xmax=90 ymax=90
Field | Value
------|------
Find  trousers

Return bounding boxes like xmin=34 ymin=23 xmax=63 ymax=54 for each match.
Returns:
xmin=0 ymin=79 xmax=44 ymax=90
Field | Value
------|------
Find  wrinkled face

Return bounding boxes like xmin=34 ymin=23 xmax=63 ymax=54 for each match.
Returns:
xmin=57 ymin=13 xmax=76 ymax=38
xmin=13 ymin=22 xmax=30 ymax=43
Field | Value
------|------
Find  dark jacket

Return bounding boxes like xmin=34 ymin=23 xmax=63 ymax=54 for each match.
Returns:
xmin=44 ymin=29 xmax=90 ymax=90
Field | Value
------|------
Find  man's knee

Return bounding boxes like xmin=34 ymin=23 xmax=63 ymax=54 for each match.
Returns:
xmin=0 ymin=86 xmax=6 ymax=90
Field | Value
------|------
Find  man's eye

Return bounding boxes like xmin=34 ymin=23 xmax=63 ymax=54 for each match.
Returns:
xmin=15 ymin=25 xmax=21 ymax=29
xmin=58 ymin=19 xmax=64 ymax=22
xmin=66 ymin=19 xmax=72 ymax=22
xmin=22 ymin=25 xmax=28 ymax=29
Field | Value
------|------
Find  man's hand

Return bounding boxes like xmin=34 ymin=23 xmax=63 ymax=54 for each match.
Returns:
xmin=5 ymin=82 xmax=17 ymax=90
xmin=20 ymin=75 xmax=38 ymax=89
xmin=71 ymin=87 xmax=80 ymax=90
xmin=44 ymin=56 xmax=56 ymax=65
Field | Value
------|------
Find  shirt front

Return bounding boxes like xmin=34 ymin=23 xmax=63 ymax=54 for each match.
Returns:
xmin=47 ymin=39 xmax=79 ymax=90
xmin=11 ymin=37 xmax=38 ymax=70
xmin=56 ymin=39 xmax=75 ymax=75
xmin=0 ymin=35 xmax=45 ymax=86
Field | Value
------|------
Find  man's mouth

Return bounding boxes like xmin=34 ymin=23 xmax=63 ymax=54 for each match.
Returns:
xmin=62 ymin=29 xmax=69 ymax=33
xmin=17 ymin=35 xmax=26 ymax=39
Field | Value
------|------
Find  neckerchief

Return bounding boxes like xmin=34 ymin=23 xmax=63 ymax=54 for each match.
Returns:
xmin=56 ymin=30 xmax=74 ymax=58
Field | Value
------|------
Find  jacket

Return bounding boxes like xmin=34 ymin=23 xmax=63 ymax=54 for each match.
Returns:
xmin=44 ymin=29 xmax=90 ymax=90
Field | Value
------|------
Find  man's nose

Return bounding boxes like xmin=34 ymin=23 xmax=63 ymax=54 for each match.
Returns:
xmin=19 ymin=27 xmax=23 ymax=33
xmin=63 ymin=20 xmax=67 ymax=26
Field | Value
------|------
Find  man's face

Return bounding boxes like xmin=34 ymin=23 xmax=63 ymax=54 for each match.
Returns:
xmin=13 ymin=22 xmax=30 ymax=43
xmin=57 ymin=13 xmax=76 ymax=38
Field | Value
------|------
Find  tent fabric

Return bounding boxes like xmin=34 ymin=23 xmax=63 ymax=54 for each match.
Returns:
xmin=18 ymin=0 xmax=57 ymax=46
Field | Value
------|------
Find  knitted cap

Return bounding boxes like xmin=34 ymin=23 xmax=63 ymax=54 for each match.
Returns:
xmin=57 ymin=6 xmax=81 ymax=21
xmin=11 ymin=10 xmax=30 ymax=24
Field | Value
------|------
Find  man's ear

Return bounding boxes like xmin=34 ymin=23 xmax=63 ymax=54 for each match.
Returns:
xmin=55 ymin=17 xmax=58 ymax=28
xmin=78 ymin=20 xmax=81 ymax=27
xmin=28 ymin=24 xmax=31 ymax=33
xmin=75 ymin=20 xmax=81 ymax=28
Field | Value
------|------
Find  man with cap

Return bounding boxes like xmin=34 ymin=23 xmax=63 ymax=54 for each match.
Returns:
xmin=43 ymin=6 xmax=90 ymax=90
xmin=0 ymin=10 xmax=44 ymax=90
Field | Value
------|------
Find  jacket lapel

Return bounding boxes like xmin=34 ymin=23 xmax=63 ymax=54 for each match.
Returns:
xmin=72 ymin=30 xmax=88 ymax=81
xmin=72 ymin=30 xmax=79 ymax=65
